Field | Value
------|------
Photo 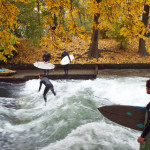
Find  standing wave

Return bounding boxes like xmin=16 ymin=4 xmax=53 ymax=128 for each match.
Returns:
xmin=0 ymin=77 xmax=148 ymax=150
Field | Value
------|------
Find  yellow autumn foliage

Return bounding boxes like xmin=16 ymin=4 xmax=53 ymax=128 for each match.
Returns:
xmin=8 ymin=37 xmax=150 ymax=64
xmin=0 ymin=0 xmax=26 ymax=61
xmin=0 ymin=0 xmax=150 ymax=62
xmin=40 ymin=0 xmax=150 ymax=52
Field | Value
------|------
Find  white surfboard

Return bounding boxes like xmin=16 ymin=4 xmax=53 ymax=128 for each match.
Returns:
xmin=60 ymin=54 xmax=74 ymax=65
xmin=33 ymin=62 xmax=55 ymax=70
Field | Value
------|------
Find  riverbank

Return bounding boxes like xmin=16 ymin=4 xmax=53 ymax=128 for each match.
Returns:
xmin=1 ymin=63 xmax=150 ymax=82
xmin=1 ymin=62 xmax=150 ymax=70
xmin=0 ymin=68 xmax=97 ymax=82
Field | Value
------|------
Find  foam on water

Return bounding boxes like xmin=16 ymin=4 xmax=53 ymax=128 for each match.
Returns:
xmin=0 ymin=76 xmax=149 ymax=150
xmin=42 ymin=121 xmax=139 ymax=150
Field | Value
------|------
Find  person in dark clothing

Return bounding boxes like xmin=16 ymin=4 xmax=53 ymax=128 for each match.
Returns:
xmin=137 ymin=80 xmax=150 ymax=145
xmin=38 ymin=74 xmax=56 ymax=106
xmin=43 ymin=51 xmax=51 ymax=75
xmin=61 ymin=49 xmax=71 ymax=75
xmin=43 ymin=51 xmax=51 ymax=63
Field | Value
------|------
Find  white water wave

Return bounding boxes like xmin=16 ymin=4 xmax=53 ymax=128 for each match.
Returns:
xmin=42 ymin=121 xmax=139 ymax=150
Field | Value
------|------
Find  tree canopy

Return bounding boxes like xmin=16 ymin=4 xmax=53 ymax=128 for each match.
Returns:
xmin=0 ymin=0 xmax=27 ymax=61
xmin=0 ymin=0 xmax=150 ymax=62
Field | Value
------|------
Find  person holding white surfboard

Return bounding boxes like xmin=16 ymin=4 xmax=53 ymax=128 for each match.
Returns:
xmin=61 ymin=49 xmax=71 ymax=75
xmin=43 ymin=51 xmax=51 ymax=75
xmin=43 ymin=51 xmax=51 ymax=63
xmin=137 ymin=79 xmax=150 ymax=149
xmin=38 ymin=74 xmax=56 ymax=106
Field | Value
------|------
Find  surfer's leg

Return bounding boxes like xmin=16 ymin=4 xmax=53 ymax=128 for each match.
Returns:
xmin=63 ymin=66 xmax=66 ymax=74
xmin=66 ymin=65 xmax=69 ymax=74
xmin=43 ymin=87 xmax=50 ymax=104
xmin=47 ymin=70 xmax=49 ymax=75
xmin=64 ymin=65 xmax=68 ymax=75
xmin=50 ymin=86 xmax=56 ymax=96
xmin=44 ymin=70 xmax=46 ymax=75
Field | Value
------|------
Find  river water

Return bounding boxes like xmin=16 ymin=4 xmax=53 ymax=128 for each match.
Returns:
xmin=0 ymin=69 xmax=150 ymax=150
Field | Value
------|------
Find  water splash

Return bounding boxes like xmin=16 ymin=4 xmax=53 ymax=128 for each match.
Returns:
xmin=0 ymin=76 xmax=148 ymax=150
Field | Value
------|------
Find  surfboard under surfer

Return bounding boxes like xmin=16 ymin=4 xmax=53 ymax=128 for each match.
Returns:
xmin=38 ymin=74 xmax=56 ymax=106
xmin=137 ymin=79 xmax=150 ymax=149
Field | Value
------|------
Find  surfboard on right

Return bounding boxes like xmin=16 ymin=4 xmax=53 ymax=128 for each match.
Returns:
xmin=60 ymin=54 xmax=74 ymax=65
xmin=98 ymin=105 xmax=146 ymax=131
xmin=98 ymin=105 xmax=150 ymax=150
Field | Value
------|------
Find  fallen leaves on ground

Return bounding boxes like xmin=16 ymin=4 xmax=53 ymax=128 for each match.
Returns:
xmin=8 ymin=37 xmax=150 ymax=64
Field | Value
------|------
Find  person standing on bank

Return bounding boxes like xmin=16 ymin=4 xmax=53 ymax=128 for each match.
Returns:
xmin=61 ymin=49 xmax=71 ymax=75
xmin=38 ymin=74 xmax=56 ymax=106
xmin=43 ymin=51 xmax=51 ymax=75
xmin=137 ymin=79 xmax=150 ymax=148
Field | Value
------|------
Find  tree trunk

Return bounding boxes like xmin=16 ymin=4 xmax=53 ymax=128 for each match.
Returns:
xmin=37 ymin=0 xmax=42 ymax=39
xmin=138 ymin=5 xmax=149 ymax=57
xmin=54 ymin=14 xmax=58 ymax=26
xmin=88 ymin=0 xmax=102 ymax=59
xmin=88 ymin=13 xmax=100 ymax=58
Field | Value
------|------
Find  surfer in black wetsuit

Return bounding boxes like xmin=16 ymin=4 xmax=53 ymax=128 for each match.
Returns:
xmin=38 ymin=74 xmax=56 ymax=106
xmin=61 ymin=49 xmax=71 ymax=75
xmin=43 ymin=51 xmax=51 ymax=75
xmin=137 ymin=79 xmax=150 ymax=145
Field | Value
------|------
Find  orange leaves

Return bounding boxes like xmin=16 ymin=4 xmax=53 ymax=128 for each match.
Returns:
xmin=9 ymin=37 xmax=150 ymax=65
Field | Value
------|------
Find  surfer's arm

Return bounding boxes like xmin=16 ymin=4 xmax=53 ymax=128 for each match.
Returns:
xmin=48 ymin=54 xmax=51 ymax=61
xmin=141 ymin=122 xmax=150 ymax=138
xmin=67 ymin=54 xmax=71 ymax=62
xmin=141 ymin=107 xmax=150 ymax=138
xmin=39 ymin=81 xmax=43 ymax=91
xmin=61 ymin=53 xmax=64 ymax=59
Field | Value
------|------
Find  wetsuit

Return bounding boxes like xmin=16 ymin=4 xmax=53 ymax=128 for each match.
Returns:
xmin=43 ymin=53 xmax=51 ymax=75
xmin=61 ymin=52 xmax=71 ymax=75
xmin=39 ymin=77 xmax=56 ymax=103
xmin=141 ymin=102 xmax=150 ymax=138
